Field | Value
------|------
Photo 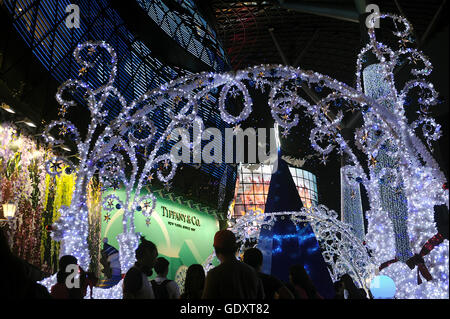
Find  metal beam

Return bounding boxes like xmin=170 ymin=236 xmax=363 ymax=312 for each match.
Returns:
xmin=268 ymin=27 xmax=289 ymax=65
xmin=353 ymin=0 xmax=368 ymax=15
xmin=279 ymin=0 xmax=359 ymax=23
xmin=267 ymin=26 xmax=340 ymax=129
xmin=420 ymin=0 xmax=447 ymax=47
xmin=293 ymin=29 xmax=319 ymax=67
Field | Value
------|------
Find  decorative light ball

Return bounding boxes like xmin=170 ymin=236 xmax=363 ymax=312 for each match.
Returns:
xmin=116 ymin=204 xmax=121 ymax=210
xmin=369 ymin=275 xmax=396 ymax=299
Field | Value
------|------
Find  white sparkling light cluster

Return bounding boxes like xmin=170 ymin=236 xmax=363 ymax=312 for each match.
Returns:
xmin=42 ymin=41 xmax=187 ymax=275
xmin=355 ymin=14 xmax=448 ymax=298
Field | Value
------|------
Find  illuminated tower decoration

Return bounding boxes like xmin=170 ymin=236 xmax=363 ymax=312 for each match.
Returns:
xmin=363 ymin=64 xmax=413 ymax=262
xmin=340 ymin=166 xmax=366 ymax=241
xmin=257 ymin=153 xmax=335 ymax=299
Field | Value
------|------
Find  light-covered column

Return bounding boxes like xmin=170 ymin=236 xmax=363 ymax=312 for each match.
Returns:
xmin=363 ymin=63 xmax=413 ymax=262
xmin=340 ymin=166 xmax=365 ymax=241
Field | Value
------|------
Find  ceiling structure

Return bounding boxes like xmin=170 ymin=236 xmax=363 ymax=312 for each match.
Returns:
xmin=208 ymin=0 xmax=447 ymax=84
xmin=204 ymin=0 xmax=449 ymax=212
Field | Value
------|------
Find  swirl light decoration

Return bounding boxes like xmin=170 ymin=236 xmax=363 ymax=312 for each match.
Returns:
xmin=41 ymin=41 xmax=194 ymax=274
xmin=39 ymin=14 xmax=447 ymax=298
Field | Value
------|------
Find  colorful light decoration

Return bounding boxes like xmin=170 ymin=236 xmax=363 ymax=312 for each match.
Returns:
xmin=37 ymin=13 xmax=447 ymax=298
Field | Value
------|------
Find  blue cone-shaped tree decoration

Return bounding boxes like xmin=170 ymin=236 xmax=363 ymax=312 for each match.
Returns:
xmin=257 ymin=153 xmax=335 ymax=299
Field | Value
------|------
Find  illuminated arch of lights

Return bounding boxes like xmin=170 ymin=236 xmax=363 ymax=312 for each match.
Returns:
xmin=39 ymin=14 xmax=448 ymax=298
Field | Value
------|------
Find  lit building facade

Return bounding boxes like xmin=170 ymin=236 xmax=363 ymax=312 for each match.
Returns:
xmin=232 ymin=164 xmax=319 ymax=217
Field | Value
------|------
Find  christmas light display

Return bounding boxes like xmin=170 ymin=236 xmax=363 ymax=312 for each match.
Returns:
xmin=38 ymin=13 xmax=447 ymax=298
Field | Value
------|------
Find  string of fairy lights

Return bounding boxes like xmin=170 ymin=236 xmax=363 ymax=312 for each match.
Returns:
xmin=38 ymin=13 xmax=448 ymax=298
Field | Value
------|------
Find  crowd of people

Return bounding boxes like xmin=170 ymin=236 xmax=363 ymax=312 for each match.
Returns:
xmin=0 ymin=228 xmax=370 ymax=299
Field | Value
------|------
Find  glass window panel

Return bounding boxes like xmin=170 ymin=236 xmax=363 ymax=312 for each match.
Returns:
xmin=254 ymin=194 xmax=266 ymax=205
xmin=263 ymin=174 xmax=272 ymax=183
xmin=299 ymin=171 xmax=304 ymax=179
xmin=297 ymin=178 xmax=305 ymax=188
xmin=262 ymin=165 xmax=273 ymax=175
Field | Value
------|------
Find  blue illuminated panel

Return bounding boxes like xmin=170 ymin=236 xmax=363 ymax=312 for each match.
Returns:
xmin=4 ymin=0 xmax=231 ymax=181
xmin=136 ymin=0 xmax=228 ymax=72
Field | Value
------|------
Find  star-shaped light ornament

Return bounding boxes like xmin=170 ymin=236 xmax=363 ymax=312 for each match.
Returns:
xmin=281 ymin=129 xmax=289 ymax=138
xmin=233 ymin=124 xmax=241 ymax=133
xmin=145 ymin=218 xmax=151 ymax=227
xmin=163 ymin=160 xmax=170 ymax=169
xmin=50 ymin=161 xmax=62 ymax=171
xmin=59 ymin=106 xmax=68 ymax=118
xmin=106 ymin=198 xmax=114 ymax=209
xmin=400 ymin=37 xmax=410 ymax=48
xmin=322 ymin=103 xmax=330 ymax=115
xmin=59 ymin=125 xmax=68 ymax=136
xmin=78 ymin=67 xmax=87 ymax=76
xmin=351 ymin=191 xmax=356 ymax=199
xmin=104 ymin=213 xmax=111 ymax=223
xmin=370 ymin=156 xmax=378 ymax=167
xmin=87 ymin=46 xmax=96 ymax=55
xmin=143 ymin=201 xmax=151 ymax=211
xmin=147 ymin=173 xmax=154 ymax=183
xmin=136 ymin=124 xmax=144 ymax=134
xmin=362 ymin=132 xmax=369 ymax=142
